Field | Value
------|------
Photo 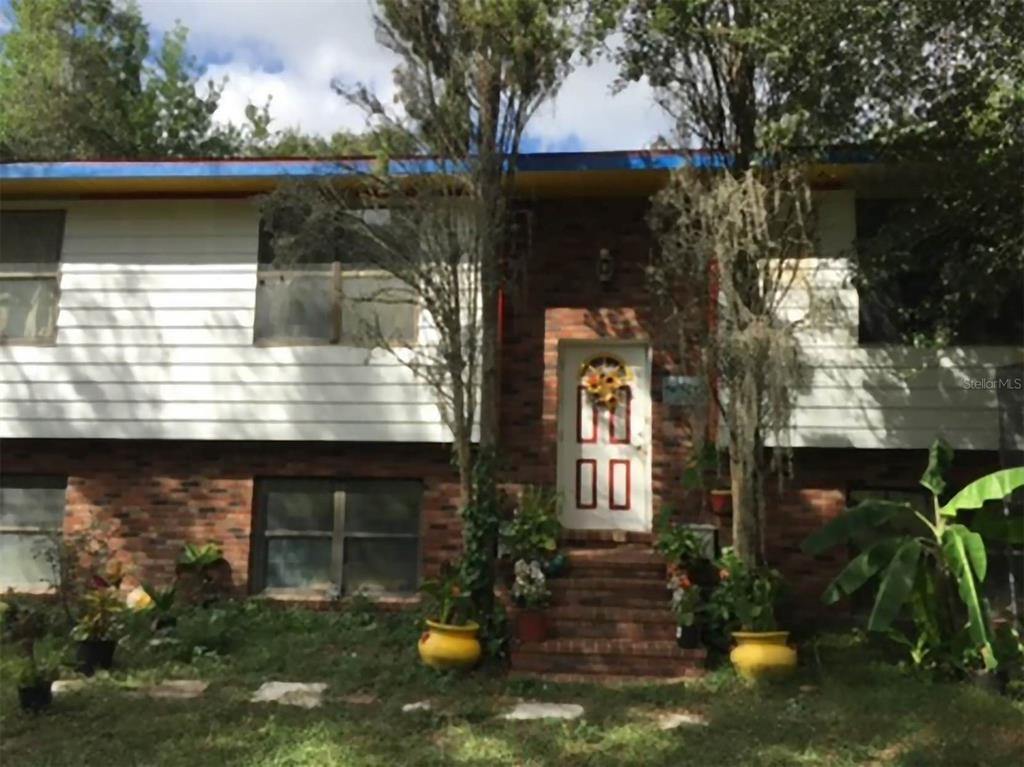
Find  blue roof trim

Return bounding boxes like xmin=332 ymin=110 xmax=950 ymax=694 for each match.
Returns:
xmin=0 ymin=149 xmax=870 ymax=182
xmin=0 ymin=151 xmax=735 ymax=181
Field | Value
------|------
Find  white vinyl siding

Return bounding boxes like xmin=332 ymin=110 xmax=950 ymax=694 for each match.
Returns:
xmin=0 ymin=199 xmax=451 ymax=442
xmin=771 ymin=191 xmax=1023 ymax=450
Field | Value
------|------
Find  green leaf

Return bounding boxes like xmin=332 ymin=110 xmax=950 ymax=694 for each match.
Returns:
xmin=867 ymin=539 xmax=923 ymax=633
xmin=801 ymin=500 xmax=907 ymax=556
xmin=947 ymin=524 xmax=987 ymax=582
xmin=942 ymin=526 xmax=996 ymax=670
xmin=822 ymin=538 xmax=901 ymax=605
xmin=938 ymin=467 xmax=1024 ymax=517
xmin=919 ymin=438 xmax=954 ymax=497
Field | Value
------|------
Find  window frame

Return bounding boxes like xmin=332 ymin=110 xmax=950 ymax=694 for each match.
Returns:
xmin=252 ymin=261 xmax=421 ymax=349
xmin=251 ymin=478 xmax=423 ymax=598
xmin=0 ymin=474 xmax=67 ymax=591
xmin=0 ymin=209 xmax=65 ymax=346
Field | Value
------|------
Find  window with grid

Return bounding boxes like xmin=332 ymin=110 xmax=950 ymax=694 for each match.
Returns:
xmin=253 ymin=479 xmax=421 ymax=596
xmin=253 ymin=213 xmax=418 ymax=347
xmin=0 ymin=211 xmax=64 ymax=344
xmin=0 ymin=476 xmax=66 ymax=589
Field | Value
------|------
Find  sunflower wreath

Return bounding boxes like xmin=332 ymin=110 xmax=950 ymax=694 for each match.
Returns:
xmin=579 ymin=354 xmax=634 ymax=411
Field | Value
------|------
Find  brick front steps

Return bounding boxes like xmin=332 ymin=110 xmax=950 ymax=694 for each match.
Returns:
xmin=508 ymin=543 xmax=706 ymax=682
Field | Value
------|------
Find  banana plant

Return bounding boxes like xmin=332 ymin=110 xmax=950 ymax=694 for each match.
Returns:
xmin=802 ymin=439 xmax=1024 ymax=671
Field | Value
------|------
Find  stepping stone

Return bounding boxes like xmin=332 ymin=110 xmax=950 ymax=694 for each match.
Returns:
xmin=656 ymin=711 xmax=709 ymax=730
xmin=144 ymin=680 xmax=208 ymax=700
xmin=251 ymin=682 xmax=327 ymax=709
xmin=340 ymin=692 xmax=377 ymax=705
xmin=402 ymin=700 xmax=432 ymax=713
xmin=52 ymin=679 xmax=89 ymax=695
xmin=501 ymin=702 xmax=584 ymax=721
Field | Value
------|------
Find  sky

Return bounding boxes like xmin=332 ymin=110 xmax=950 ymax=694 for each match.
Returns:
xmin=115 ymin=0 xmax=673 ymax=153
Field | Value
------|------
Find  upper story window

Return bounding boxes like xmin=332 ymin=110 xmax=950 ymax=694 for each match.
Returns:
xmin=253 ymin=213 xmax=419 ymax=347
xmin=0 ymin=210 xmax=64 ymax=344
xmin=0 ymin=475 xmax=66 ymax=590
xmin=854 ymin=198 xmax=1022 ymax=346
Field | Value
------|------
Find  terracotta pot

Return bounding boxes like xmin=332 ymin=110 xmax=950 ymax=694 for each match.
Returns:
xmin=710 ymin=489 xmax=732 ymax=516
xmin=515 ymin=609 xmax=549 ymax=644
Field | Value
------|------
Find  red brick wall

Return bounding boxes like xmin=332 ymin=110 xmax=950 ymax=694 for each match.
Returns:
xmin=0 ymin=440 xmax=461 ymax=591
xmin=765 ymin=447 xmax=1003 ymax=617
xmin=500 ymin=197 xmax=704 ymax=523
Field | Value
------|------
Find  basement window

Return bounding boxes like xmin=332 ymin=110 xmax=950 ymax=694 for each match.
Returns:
xmin=253 ymin=215 xmax=419 ymax=347
xmin=0 ymin=475 xmax=66 ymax=590
xmin=252 ymin=479 xmax=421 ymax=597
xmin=0 ymin=211 xmax=64 ymax=344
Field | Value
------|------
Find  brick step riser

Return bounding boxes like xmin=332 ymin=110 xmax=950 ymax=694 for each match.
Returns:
xmin=549 ymin=621 xmax=677 ymax=641
xmin=543 ymin=607 xmax=678 ymax=625
xmin=565 ymin=564 xmax=666 ymax=578
xmin=552 ymin=581 xmax=663 ymax=602
xmin=550 ymin=592 xmax=669 ymax=610
xmin=510 ymin=653 xmax=704 ymax=677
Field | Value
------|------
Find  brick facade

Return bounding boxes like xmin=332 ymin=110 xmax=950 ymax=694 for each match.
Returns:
xmin=0 ymin=440 xmax=461 ymax=592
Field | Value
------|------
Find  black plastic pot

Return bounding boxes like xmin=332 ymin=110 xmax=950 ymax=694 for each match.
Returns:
xmin=969 ymin=670 xmax=1009 ymax=696
xmin=18 ymin=684 xmax=53 ymax=713
xmin=76 ymin=639 xmax=117 ymax=676
xmin=677 ymin=624 xmax=703 ymax=649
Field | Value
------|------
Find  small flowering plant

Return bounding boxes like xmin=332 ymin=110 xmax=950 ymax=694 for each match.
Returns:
xmin=511 ymin=559 xmax=550 ymax=609
xmin=419 ymin=561 xmax=472 ymax=626
xmin=666 ymin=565 xmax=704 ymax=627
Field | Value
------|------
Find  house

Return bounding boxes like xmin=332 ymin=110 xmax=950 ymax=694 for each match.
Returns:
xmin=1 ymin=152 xmax=1020 ymax=679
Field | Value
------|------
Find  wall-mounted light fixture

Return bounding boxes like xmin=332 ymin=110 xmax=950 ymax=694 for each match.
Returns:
xmin=597 ymin=247 xmax=614 ymax=284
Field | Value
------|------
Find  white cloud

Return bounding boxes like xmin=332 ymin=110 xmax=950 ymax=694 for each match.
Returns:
xmin=136 ymin=0 xmax=670 ymax=151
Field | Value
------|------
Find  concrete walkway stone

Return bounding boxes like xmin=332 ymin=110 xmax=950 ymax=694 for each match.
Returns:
xmin=501 ymin=702 xmax=584 ymax=721
xmin=144 ymin=680 xmax=209 ymax=700
xmin=52 ymin=679 xmax=89 ymax=695
xmin=251 ymin=682 xmax=327 ymax=709
xmin=402 ymin=700 xmax=432 ymax=713
xmin=656 ymin=711 xmax=709 ymax=730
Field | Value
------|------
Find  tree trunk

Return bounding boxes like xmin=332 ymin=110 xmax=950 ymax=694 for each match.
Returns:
xmin=729 ymin=368 xmax=765 ymax=565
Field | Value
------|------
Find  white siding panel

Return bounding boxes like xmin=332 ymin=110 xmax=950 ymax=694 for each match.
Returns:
xmin=766 ymin=192 xmax=1023 ymax=451
xmin=0 ymin=200 xmax=454 ymax=442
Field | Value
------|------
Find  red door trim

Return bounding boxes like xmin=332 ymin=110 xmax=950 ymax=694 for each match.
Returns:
xmin=575 ymin=458 xmax=598 ymax=509
xmin=609 ymin=459 xmax=631 ymax=511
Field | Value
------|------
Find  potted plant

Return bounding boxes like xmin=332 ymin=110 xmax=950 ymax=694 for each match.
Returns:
xmin=14 ymin=642 xmax=63 ymax=713
xmin=709 ymin=488 xmax=732 ymax=516
xmin=707 ymin=550 xmax=796 ymax=681
xmin=141 ymin=584 xmax=178 ymax=632
xmin=176 ymin=542 xmax=233 ymax=606
xmin=417 ymin=561 xmax=481 ymax=670
xmin=511 ymin=559 xmax=550 ymax=643
xmin=667 ymin=568 xmax=703 ymax=648
xmin=655 ymin=510 xmax=717 ymax=591
xmin=71 ymin=588 xmax=124 ymax=675
xmin=499 ymin=486 xmax=562 ymax=580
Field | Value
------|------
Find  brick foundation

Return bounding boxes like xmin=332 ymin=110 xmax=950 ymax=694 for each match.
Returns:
xmin=0 ymin=440 xmax=461 ymax=592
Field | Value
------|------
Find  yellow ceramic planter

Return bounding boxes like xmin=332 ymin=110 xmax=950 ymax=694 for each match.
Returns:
xmin=730 ymin=631 xmax=797 ymax=682
xmin=418 ymin=620 xmax=482 ymax=670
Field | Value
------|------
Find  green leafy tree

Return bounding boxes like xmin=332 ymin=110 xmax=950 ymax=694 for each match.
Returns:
xmin=264 ymin=0 xmax=615 ymax=628
xmin=619 ymin=0 xmax=1023 ymax=566
xmin=0 ymin=0 xmax=237 ymax=159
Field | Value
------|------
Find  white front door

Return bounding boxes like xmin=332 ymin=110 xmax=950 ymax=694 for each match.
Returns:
xmin=557 ymin=342 xmax=652 ymax=532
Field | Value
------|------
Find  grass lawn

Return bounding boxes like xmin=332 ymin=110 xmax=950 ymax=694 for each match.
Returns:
xmin=2 ymin=602 xmax=1022 ymax=767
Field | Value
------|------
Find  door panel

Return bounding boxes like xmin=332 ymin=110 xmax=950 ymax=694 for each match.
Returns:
xmin=557 ymin=343 xmax=651 ymax=531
